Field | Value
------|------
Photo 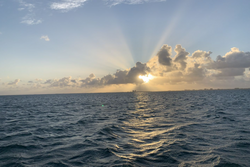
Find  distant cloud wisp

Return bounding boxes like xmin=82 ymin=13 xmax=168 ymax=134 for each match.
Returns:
xmin=21 ymin=15 xmax=42 ymax=25
xmin=50 ymin=0 xmax=88 ymax=11
xmin=8 ymin=79 xmax=20 ymax=86
xmin=40 ymin=35 xmax=50 ymax=41
xmin=18 ymin=0 xmax=35 ymax=12
xmin=104 ymin=0 xmax=166 ymax=6
xmin=18 ymin=1 xmax=42 ymax=25
xmin=9 ymin=0 xmax=167 ymax=25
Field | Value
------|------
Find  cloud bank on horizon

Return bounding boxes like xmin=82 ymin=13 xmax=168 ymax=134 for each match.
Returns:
xmin=3 ymin=44 xmax=250 ymax=94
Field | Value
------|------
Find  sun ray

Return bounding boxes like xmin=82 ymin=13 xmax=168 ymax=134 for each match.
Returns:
xmin=149 ymin=1 xmax=190 ymax=59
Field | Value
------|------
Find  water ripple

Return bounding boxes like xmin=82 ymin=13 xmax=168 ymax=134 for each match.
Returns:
xmin=0 ymin=90 xmax=250 ymax=166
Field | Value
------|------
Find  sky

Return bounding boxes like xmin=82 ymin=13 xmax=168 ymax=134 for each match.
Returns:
xmin=0 ymin=0 xmax=250 ymax=95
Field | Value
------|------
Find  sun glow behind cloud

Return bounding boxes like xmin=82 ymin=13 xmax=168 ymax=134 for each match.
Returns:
xmin=139 ymin=74 xmax=154 ymax=83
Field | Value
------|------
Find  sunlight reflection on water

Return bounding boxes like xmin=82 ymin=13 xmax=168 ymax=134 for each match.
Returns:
xmin=1 ymin=90 xmax=250 ymax=166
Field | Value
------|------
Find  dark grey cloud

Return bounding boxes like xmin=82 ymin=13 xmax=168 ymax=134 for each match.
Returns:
xmin=214 ymin=68 xmax=246 ymax=77
xmin=174 ymin=44 xmax=189 ymax=70
xmin=184 ymin=63 xmax=206 ymax=82
xmin=44 ymin=79 xmax=53 ymax=84
xmin=40 ymin=62 xmax=150 ymax=88
xmin=157 ymin=44 xmax=172 ymax=66
xmin=81 ymin=62 xmax=150 ymax=87
xmin=211 ymin=48 xmax=250 ymax=69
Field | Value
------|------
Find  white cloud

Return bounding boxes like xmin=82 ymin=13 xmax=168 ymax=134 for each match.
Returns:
xmin=40 ymin=35 xmax=50 ymax=41
xmin=104 ymin=0 xmax=166 ymax=6
xmin=18 ymin=0 xmax=35 ymax=12
xmin=50 ymin=0 xmax=87 ymax=11
xmin=50 ymin=0 xmax=163 ymax=11
xmin=21 ymin=17 xmax=42 ymax=25
xmin=5 ymin=45 xmax=250 ymax=93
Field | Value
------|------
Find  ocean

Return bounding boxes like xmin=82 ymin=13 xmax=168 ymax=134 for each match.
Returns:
xmin=0 ymin=90 xmax=250 ymax=166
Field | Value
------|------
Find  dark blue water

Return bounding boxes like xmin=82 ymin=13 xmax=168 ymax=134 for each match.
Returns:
xmin=0 ymin=90 xmax=250 ymax=166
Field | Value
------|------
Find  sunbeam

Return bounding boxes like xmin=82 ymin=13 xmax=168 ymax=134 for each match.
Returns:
xmin=149 ymin=1 xmax=190 ymax=59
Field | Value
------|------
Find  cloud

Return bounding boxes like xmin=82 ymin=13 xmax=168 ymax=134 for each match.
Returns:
xmin=40 ymin=35 xmax=50 ymax=41
xmin=44 ymin=77 xmax=76 ymax=87
xmin=42 ymin=62 xmax=150 ymax=89
xmin=10 ymin=0 xmax=167 ymax=25
xmin=173 ymin=44 xmax=189 ymax=70
xmin=20 ymin=44 xmax=250 ymax=93
xmin=213 ymin=68 xmax=246 ymax=77
xmin=18 ymin=0 xmax=35 ymax=12
xmin=191 ymin=50 xmax=213 ymax=67
xmin=104 ymin=0 xmax=166 ymax=6
xmin=8 ymin=79 xmax=20 ymax=86
xmin=147 ymin=45 xmax=250 ymax=85
xmin=21 ymin=14 xmax=42 ymax=25
xmin=210 ymin=47 xmax=250 ymax=69
xmin=18 ymin=1 xmax=42 ymax=25
xmin=80 ymin=62 xmax=150 ymax=87
xmin=50 ymin=0 xmax=87 ymax=11
xmin=157 ymin=44 xmax=172 ymax=66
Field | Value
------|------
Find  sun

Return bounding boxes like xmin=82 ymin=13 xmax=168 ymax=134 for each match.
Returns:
xmin=138 ymin=74 xmax=154 ymax=83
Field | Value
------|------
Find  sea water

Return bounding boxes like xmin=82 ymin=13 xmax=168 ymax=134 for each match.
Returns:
xmin=0 ymin=90 xmax=250 ymax=166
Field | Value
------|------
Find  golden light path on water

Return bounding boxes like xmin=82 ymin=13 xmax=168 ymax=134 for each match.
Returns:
xmin=110 ymin=92 xmax=183 ymax=161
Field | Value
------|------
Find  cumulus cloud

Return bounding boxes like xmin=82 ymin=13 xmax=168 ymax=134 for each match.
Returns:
xmin=147 ymin=44 xmax=250 ymax=85
xmin=210 ymin=47 xmax=250 ymax=69
xmin=50 ymin=0 xmax=87 ymax=11
xmin=80 ymin=62 xmax=150 ymax=87
xmin=157 ymin=44 xmax=172 ymax=66
xmin=213 ymin=68 xmax=246 ymax=77
xmin=173 ymin=44 xmax=189 ymax=70
xmin=26 ymin=79 xmax=43 ymax=88
xmin=22 ymin=44 xmax=250 ymax=92
xmin=191 ymin=50 xmax=213 ymax=66
xmin=40 ymin=62 xmax=150 ymax=89
xmin=8 ymin=79 xmax=20 ymax=86
xmin=40 ymin=35 xmax=50 ymax=41
xmin=44 ymin=77 xmax=77 ymax=87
